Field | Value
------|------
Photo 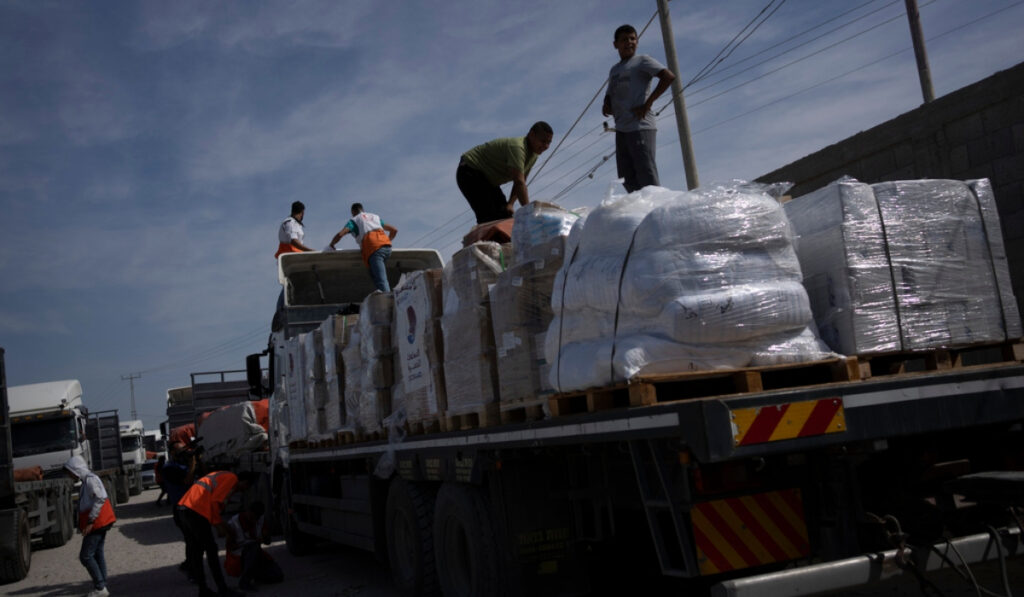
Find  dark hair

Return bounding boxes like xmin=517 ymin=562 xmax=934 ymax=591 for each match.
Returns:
xmin=530 ymin=121 xmax=553 ymax=136
xmin=238 ymin=471 xmax=261 ymax=485
xmin=351 ymin=203 xmax=363 ymax=215
xmin=614 ymin=24 xmax=637 ymax=42
xmin=290 ymin=201 xmax=305 ymax=216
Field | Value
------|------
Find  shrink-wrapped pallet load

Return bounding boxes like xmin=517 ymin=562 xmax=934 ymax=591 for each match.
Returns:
xmin=442 ymin=242 xmax=509 ymax=414
xmin=782 ymin=179 xmax=900 ymax=355
xmin=321 ymin=314 xmax=359 ymax=434
xmin=341 ymin=327 xmax=362 ymax=433
xmin=358 ymin=292 xmax=394 ymax=433
xmin=490 ymin=203 xmax=581 ymax=402
xmin=785 ymin=177 xmax=1021 ymax=354
xmin=546 ymin=183 xmax=832 ymax=393
xmin=302 ymin=329 xmax=328 ymax=439
xmin=393 ymin=269 xmax=446 ymax=423
xmin=285 ymin=334 xmax=308 ymax=443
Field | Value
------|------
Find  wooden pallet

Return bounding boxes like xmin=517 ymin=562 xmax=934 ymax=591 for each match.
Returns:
xmin=443 ymin=404 xmax=500 ymax=432
xmin=549 ymin=356 xmax=861 ymax=416
xmin=857 ymin=340 xmax=1024 ymax=379
xmin=406 ymin=417 xmax=445 ymax=436
xmin=499 ymin=398 xmax=548 ymax=424
xmin=336 ymin=429 xmax=387 ymax=445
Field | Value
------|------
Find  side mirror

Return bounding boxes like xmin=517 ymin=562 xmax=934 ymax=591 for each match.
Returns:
xmin=246 ymin=353 xmax=263 ymax=398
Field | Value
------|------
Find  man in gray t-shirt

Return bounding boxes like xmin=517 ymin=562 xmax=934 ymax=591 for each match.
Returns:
xmin=602 ymin=24 xmax=676 ymax=193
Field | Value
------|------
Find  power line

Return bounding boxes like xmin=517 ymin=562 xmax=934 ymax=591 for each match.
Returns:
xmin=685 ymin=0 xmax=788 ymax=89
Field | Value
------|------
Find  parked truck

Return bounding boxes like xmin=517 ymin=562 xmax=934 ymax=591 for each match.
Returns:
xmin=118 ymin=419 xmax=146 ymax=497
xmin=0 ymin=349 xmax=77 ymax=583
xmin=238 ymin=244 xmax=1024 ymax=597
xmin=85 ymin=410 xmax=131 ymax=506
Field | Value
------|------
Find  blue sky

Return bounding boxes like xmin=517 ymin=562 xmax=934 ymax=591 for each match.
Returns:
xmin=2 ymin=0 xmax=1022 ymax=430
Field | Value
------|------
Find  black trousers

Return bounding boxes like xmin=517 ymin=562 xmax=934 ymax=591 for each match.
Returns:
xmin=456 ymin=161 xmax=510 ymax=224
xmin=178 ymin=506 xmax=229 ymax=592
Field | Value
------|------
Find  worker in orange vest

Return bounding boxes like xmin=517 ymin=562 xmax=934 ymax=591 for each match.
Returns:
xmin=275 ymin=201 xmax=314 ymax=259
xmin=64 ymin=455 xmax=117 ymax=597
xmin=176 ymin=470 xmax=260 ymax=597
xmin=328 ymin=203 xmax=398 ymax=292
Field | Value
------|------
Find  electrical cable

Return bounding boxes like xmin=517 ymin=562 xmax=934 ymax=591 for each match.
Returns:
xmin=686 ymin=0 xmax=788 ymax=89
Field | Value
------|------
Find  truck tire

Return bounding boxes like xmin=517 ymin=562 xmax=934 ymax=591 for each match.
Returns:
xmin=41 ymin=490 xmax=73 ymax=548
xmin=115 ymin=474 xmax=130 ymax=504
xmin=281 ymin=474 xmax=314 ymax=556
xmin=386 ymin=479 xmax=439 ymax=596
xmin=129 ymin=473 xmax=142 ymax=496
xmin=0 ymin=508 xmax=31 ymax=583
xmin=433 ymin=483 xmax=501 ymax=597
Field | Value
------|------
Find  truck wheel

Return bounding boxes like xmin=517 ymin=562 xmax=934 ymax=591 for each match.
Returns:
xmin=386 ymin=479 xmax=439 ymax=596
xmin=129 ymin=474 xmax=142 ymax=496
xmin=0 ymin=508 xmax=31 ymax=582
xmin=281 ymin=474 xmax=314 ymax=556
xmin=115 ymin=475 xmax=130 ymax=504
xmin=433 ymin=483 xmax=500 ymax=597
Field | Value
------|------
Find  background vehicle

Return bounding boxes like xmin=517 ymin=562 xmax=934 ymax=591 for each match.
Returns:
xmin=0 ymin=348 xmax=76 ymax=583
xmin=118 ymin=419 xmax=146 ymax=496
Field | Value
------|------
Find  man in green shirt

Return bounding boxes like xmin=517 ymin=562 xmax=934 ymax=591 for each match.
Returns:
xmin=457 ymin=121 xmax=553 ymax=224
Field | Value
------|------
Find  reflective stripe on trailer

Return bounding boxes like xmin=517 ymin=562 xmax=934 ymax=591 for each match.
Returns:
xmin=731 ymin=398 xmax=845 ymax=446
xmin=692 ymin=488 xmax=811 ymax=575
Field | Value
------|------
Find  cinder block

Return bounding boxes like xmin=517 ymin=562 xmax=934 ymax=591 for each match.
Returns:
xmin=861 ymin=149 xmax=896 ymax=178
xmin=945 ymin=113 xmax=984 ymax=145
xmin=991 ymin=128 xmax=1015 ymax=159
xmin=949 ymin=144 xmax=969 ymax=175
xmin=893 ymin=142 xmax=915 ymax=167
xmin=994 ymin=155 xmax=1024 ymax=186
xmin=1014 ymin=124 xmax=1024 ymax=152
xmin=968 ymin=137 xmax=993 ymax=168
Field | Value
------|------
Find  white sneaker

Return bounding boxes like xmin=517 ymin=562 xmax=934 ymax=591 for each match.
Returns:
xmin=86 ymin=588 xmax=110 ymax=597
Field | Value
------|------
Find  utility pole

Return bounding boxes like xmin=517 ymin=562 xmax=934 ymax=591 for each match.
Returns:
xmin=121 ymin=372 xmax=141 ymax=421
xmin=904 ymin=0 xmax=935 ymax=103
xmin=657 ymin=0 xmax=699 ymax=190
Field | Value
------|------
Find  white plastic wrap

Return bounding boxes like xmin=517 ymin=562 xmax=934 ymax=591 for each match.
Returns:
xmin=546 ymin=182 xmax=832 ymax=393
xmin=196 ymin=402 xmax=267 ymax=461
xmin=322 ymin=314 xmax=358 ymax=433
xmin=285 ymin=334 xmax=308 ymax=442
xmin=783 ymin=179 xmax=900 ymax=355
xmin=357 ymin=292 xmax=394 ymax=434
xmin=442 ymin=242 xmax=508 ymax=413
xmin=490 ymin=255 xmax=563 ymax=403
xmin=786 ymin=177 xmax=1022 ymax=354
xmin=341 ymin=327 xmax=362 ymax=433
xmin=511 ymin=201 xmax=582 ymax=266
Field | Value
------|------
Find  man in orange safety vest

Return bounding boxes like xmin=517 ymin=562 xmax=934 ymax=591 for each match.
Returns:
xmin=176 ymin=470 xmax=259 ymax=597
xmin=328 ymin=203 xmax=398 ymax=292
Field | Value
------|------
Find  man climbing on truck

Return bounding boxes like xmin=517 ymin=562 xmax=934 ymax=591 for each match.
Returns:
xmin=64 ymin=455 xmax=116 ymax=597
xmin=457 ymin=121 xmax=553 ymax=223
xmin=328 ymin=203 xmax=398 ymax=293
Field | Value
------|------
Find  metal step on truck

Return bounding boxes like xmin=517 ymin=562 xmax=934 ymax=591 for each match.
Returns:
xmin=0 ymin=348 xmax=76 ymax=583
xmin=240 ymin=182 xmax=1024 ymax=597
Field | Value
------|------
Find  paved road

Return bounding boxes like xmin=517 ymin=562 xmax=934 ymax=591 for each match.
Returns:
xmin=3 ymin=487 xmax=403 ymax=597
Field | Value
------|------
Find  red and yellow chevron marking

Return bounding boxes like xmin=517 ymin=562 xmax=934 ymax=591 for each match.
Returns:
xmin=731 ymin=398 xmax=845 ymax=446
xmin=691 ymin=488 xmax=810 ymax=575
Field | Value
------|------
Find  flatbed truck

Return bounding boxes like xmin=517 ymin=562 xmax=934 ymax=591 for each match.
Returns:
xmin=242 ymin=250 xmax=1024 ymax=596
xmin=0 ymin=348 xmax=76 ymax=583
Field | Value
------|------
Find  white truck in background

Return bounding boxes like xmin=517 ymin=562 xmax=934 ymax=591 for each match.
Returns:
xmin=118 ymin=419 xmax=146 ymax=496
xmin=1 ymin=373 xmax=80 ymax=581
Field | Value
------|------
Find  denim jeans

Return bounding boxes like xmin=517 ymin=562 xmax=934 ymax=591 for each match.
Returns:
xmin=80 ymin=526 xmax=109 ymax=590
xmin=368 ymin=246 xmax=392 ymax=292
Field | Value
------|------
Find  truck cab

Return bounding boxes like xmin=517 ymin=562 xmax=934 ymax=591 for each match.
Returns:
xmin=8 ymin=380 xmax=89 ymax=477
xmin=119 ymin=420 xmax=146 ymax=467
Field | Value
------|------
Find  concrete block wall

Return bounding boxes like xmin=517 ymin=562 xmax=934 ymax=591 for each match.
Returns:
xmin=759 ymin=61 xmax=1024 ymax=321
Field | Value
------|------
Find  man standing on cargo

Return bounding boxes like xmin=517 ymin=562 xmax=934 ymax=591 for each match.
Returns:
xmin=457 ymin=121 xmax=553 ymax=224
xmin=176 ymin=470 xmax=259 ymax=597
xmin=602 ymin=24 xmax=675 ymax=192
xmin=328 ymin=203 xmax=398 ymax=293
xmin=64 ymin=455 xmax=116 ymax=597
xmin=275 ymin=201 xmax=313 ymax=259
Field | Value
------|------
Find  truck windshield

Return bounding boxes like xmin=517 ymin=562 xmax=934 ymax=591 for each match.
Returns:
xmin=12 ymin=417 xmax=77 ymax=457
xmin=121 ymin=435 xmax=144 ymax=452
